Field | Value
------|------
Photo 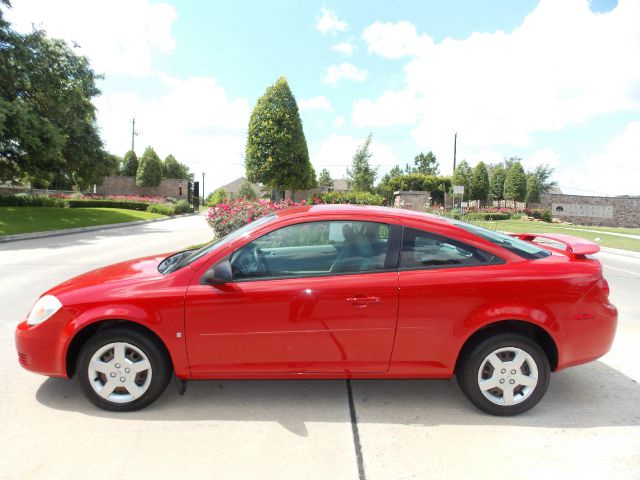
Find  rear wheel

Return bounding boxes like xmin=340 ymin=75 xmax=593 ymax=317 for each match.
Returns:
xmin=457 ymin=333 xmax=550 ymax=416
xmin=77 ymin=327 xmax=171 ymax=411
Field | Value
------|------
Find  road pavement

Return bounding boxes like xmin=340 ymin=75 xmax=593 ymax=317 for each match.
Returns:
xmin=1 ymin=215 xmax=639 ymax=480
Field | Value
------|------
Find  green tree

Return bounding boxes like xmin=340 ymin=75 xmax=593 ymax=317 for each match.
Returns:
xmin=469 ymin=161 xmax=490 ymax=201
xmin=207 ymin=187 xmax=227 ymax=205
xmin=452 ymin=160 xmax=473 ymax=198
xmin=162 ymin=154 xmax=191 ymax=179
xmin=245 ymin=76 xmax=315 ymax=192
xmin=526 ymin=174 xmax=541 ymax=204
xmin=503 ymin=161 xmax=527 ymax=202
xmin=238 ymin=180 xmax=258 ymax=200
xmin=121 ymin=150 xmax=138 ymax=176
xmin=318 ymin=168 xmax=334 ymax=191
xmin=136 ymin=147 xmax=163 ymax=187
xmin=346 ymin=134 xmax=377 ymax=192
xmin=413 ymin=151 xmax=440 ymax=175
xmin=0 ymin=6 xmax=107 ymax=188
xmin=489 ymin=163 xmax=506 ymax=200
xmin=531 ymin=164 xmax=557 ymax=193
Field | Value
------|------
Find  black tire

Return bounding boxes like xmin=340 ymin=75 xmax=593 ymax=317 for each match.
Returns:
xmin=77 ymin=327 xmax=172 ymax=412
xmin=457 ymin=333 xmax=550 ymax=416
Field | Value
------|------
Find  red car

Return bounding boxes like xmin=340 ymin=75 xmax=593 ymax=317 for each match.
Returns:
xmin=15 ymin=205 xmax=617 ymax=415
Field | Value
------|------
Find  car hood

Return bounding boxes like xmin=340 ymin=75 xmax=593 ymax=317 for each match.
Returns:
xmin=46 ymin=253 xmax=170 ymax=298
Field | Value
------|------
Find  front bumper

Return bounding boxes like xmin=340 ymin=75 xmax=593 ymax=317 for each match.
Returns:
xmin=15 ymin=314 xmax=70 ymax=378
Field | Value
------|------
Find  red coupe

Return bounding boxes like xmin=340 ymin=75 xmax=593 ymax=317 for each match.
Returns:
xmin=15 ymin=205 xmax=617 ymax=415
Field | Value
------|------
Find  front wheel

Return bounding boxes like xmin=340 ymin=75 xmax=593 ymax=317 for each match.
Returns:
xmin=457 ymin=333 xmax=550 ymax=416
xmin=77 ymin=327 xmax=171 ymax=411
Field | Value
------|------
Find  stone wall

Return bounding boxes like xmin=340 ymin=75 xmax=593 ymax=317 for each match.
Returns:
xmin=393 ymin=191 xmax=431 ymax=211
xmin=539 ymin=193 xmax=640 ymax=228
xmin=96 ymin=176 xmax=188 ymax=199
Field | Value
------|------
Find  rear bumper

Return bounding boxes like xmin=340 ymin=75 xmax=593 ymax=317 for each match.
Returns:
xmin=15 ymin=317 xmax=69 ymax=378
xmin=556 ymin=302 xmax=618 ymax=371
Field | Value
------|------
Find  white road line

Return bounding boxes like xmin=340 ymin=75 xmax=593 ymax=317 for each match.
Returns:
xmin=604 ymin=265 xmax=640 ymax=278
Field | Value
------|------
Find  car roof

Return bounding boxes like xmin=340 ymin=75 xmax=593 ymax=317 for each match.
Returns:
xmin=275 ymin=204 xmax=453 ymax=227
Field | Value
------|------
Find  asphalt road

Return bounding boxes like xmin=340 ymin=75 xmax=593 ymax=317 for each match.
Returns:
xmin=1 ymin=215 xmax=639 ymax=480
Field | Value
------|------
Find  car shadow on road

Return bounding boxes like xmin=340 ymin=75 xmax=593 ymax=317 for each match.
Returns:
xmin=36 ymin=360 xmax=640 ymax=436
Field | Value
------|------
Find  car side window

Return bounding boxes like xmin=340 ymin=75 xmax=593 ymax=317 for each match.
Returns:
xmin=400 ymin=227 xmax=500 ymax=270
xmin=230 ymin=220 xmax=392 ymax=280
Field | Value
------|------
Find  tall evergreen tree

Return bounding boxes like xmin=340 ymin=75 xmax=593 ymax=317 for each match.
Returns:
xmin=136 ymin=147 xmax=163 ymax=187
xmin=245 ymin=77 xmax=315 ymax=192
xmin=526 ymin=174 xmax=541 ymax=204
xmin=122 ymin=150 xmax=138 ymax=176
xmin=469 ymin=161 xmax=490 ymax=201
xmin=346 ymin=134 xmax=377 ymax=192
xmin=489 ymin=163 xmax=506 ymax=200
xmin=452 ymin=160 xmax=473 ymax=197
xmin=503 ymin=161 xmax=527 ymax=201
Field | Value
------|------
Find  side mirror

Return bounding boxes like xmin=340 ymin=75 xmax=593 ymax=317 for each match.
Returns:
xmin=201 ymin=260 xmax=233 ymax=285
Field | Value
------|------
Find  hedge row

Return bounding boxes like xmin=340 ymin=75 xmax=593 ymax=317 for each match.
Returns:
xmin=314 ymin=191 xmax=385 ymax=205
xmin=0 ymin=194 xmax=192 ymax=215
xmin=464 ymin=212 xmax=511 ymax=221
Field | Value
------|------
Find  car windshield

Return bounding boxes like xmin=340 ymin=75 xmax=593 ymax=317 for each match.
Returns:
xmin=449 ymin=219 xmax=551 ymax=260
xmin=161 ymin=214 xmax=276 ymax=274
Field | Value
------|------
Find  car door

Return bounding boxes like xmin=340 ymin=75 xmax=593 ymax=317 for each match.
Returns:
xmin=185 ymin=220 xmax=401 ymax=375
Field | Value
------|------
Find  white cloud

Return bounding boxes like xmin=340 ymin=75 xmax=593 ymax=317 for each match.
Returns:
xmin=554 ymin=121 xmax=640 ymax=196
xmin=7 ymin=0 xmax=177 ymax=76
xmin=311 ymin=134 xmax=399 ymax=179
xmin=331 ymin=41 xmax=356 ymax=55
xmin=315 ymin=7 xmax=348 ymax=35
xmin=95 ymin=75 xmax=250 ymax=193
xmin=333 ymin=116 xmax=345 ymax=127
xmin=355 ymin=0 xmax=640 ymax=176
xmin=363 ymin=21 xmax=432 ymax=59
xmin=324 ymin=63 xmax=368 ymax=85
xmin=298 ymin=96 xmax=333 ymax=112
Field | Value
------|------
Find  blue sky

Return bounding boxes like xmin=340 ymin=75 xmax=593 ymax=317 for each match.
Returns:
xmin=7 ymin=0 xmax=639 ymax=196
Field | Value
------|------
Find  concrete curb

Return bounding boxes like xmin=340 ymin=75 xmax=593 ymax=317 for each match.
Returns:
xmin=0 ymin=213 xmax=200 ymax=244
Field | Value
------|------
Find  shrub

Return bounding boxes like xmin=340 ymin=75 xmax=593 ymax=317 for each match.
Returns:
xmin=0 ymin=195 xmax=67 ymax=207
xmin=67 ymin=199 xmax=149 ymax=211
xmin=207 ymin=188 xmax=227 ymax=206
xmin=311 ymin=191 xmax=384 ymax=205
xmin=206 ymin=199 xmax=305 ymax=238
xmin=147 ymin=204 xmax=174 ymax=215
xmin=525 ymin=208 xmax=552 ymax=222
xmin=464 ymin=212 xmax=510 ymax=221
xmin=174 ymin=199 xmax=191 ymax=214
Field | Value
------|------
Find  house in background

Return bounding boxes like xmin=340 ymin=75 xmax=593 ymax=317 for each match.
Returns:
xmin=216 ymin=177 xmax=265 ymax=199
xmin=214 ymin=177 xmax=351 ymax=202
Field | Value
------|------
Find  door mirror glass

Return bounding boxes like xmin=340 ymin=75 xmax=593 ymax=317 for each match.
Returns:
xmin=202 ymin=260 xmax=233 ymax=285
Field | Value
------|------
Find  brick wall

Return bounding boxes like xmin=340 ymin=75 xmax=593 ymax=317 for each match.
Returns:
xmin=539 ymin=193 xmax=640 ymax=228
xmin=96 ymin=176 xmax=188 ymax=199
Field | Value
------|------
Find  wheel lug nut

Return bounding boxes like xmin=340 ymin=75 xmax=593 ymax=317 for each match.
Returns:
xmin=120 ymin=377 xmax=126 ymax=382
xmin=115 ymin=363 xmax=120 ymax=368
xmin=511 ymin=369 xmax=516 ymax=374
xmin=499 ymin=379 xmax=505 ymax=384
xmin=110 ymin=372 xmax=116 ymax=378
xmin=125 ymin=368 xmax=130 ymax=373
xmin=501 ymin=369 xmax=506 ymax=374
xmin=509 ymin=379 xmax=515 ymax=385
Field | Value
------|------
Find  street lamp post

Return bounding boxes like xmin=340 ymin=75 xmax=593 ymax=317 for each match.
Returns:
xmin=202 ymin=172 xmax=205 ymax=206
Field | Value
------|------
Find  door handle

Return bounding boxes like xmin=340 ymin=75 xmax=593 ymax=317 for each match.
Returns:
xmin=346 ymin=296 xmax=382 ymax=307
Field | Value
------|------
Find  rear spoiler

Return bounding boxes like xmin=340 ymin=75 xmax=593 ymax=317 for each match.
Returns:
xmin=509 ymin=233 xmax=600 ymax=257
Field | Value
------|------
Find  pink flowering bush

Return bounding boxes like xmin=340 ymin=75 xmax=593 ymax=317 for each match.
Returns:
xmin=206 ymin=199 xmax=306 ymax=237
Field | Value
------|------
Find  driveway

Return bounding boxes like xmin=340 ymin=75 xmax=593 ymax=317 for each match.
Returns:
xmin=1 ymin=215 xmax=639 ymax=480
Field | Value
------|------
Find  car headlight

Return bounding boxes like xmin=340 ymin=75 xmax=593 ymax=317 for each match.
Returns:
xmin=27 ymin=295 xmax=63 ymax=326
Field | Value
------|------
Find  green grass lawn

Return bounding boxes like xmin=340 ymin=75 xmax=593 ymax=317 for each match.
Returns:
xmin=472 ymin=219 xmax=640 ymax=253
xmin=0 ymin=207 xmax=165 ymax=236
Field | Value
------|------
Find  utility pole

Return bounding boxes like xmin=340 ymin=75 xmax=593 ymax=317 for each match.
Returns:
xmin=453 ymin=132 xmax=457 ymax=173
xmin=131 ymin=118 xmax=139 ymax=151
